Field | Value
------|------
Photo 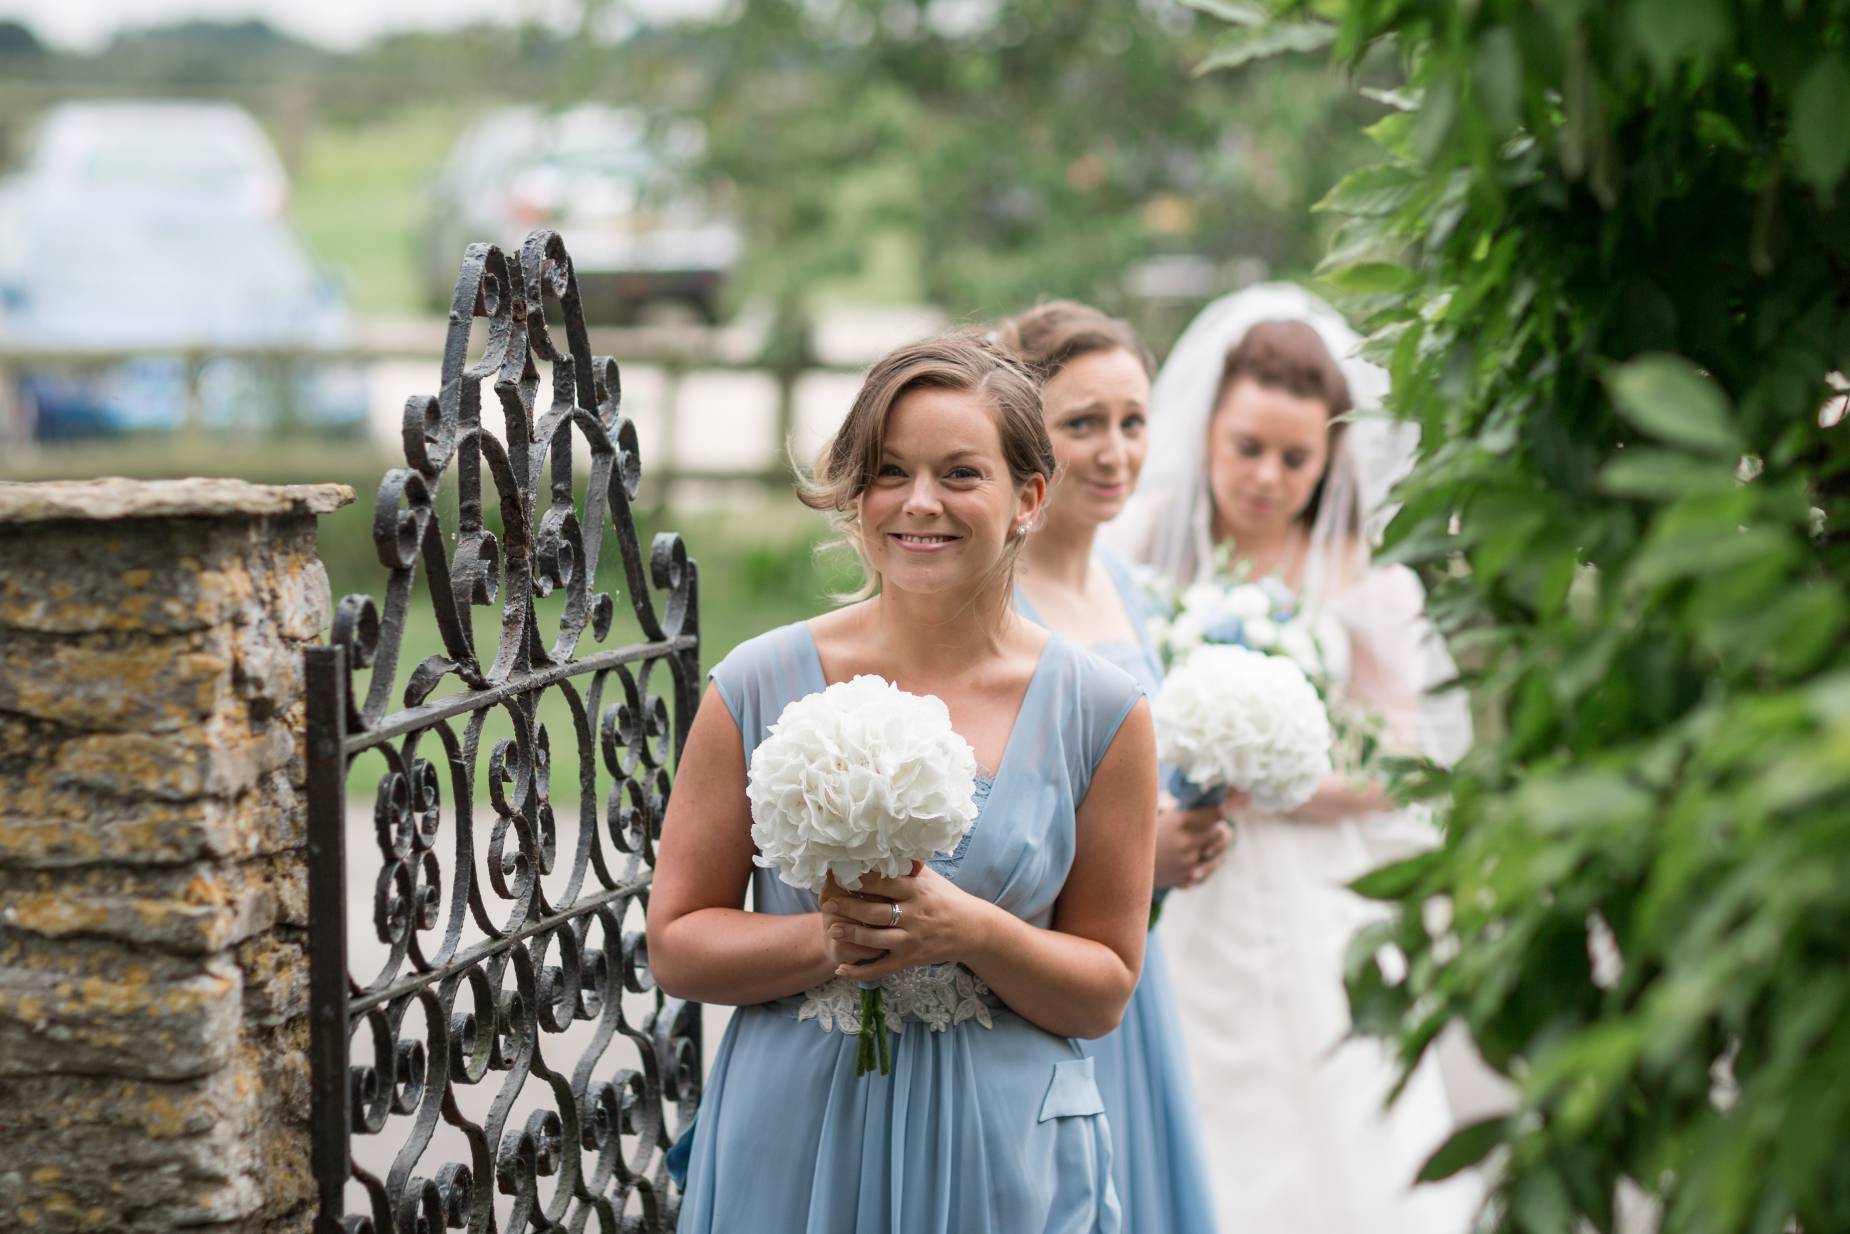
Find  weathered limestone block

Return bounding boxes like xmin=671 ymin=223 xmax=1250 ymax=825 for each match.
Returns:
xmin=238 ymin=930 xmax=309 ymax=1027
xmin=0 ymin=1028 xmax=315 ymax=1231
xmin=0 ymin=629 xmax=229 ymax=731
xmin=0 ymin=767 xmax=303 ymax=868
xmin=0 ymin=477 xmax=351 ymax=1234
xmin=0 ymin=480 xmax=344 ymax=638
xmin=0 ymin=935 xmax=243 ymax=1079
xmin=0 ymin=853 xmax=306 ymax=954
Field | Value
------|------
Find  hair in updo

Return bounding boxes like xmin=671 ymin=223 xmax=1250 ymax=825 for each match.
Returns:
xmin=1213 ymin=319 xmax=1355 ymax=529
xmin=798 ymin=331 xmax=1055 ymax=600
xmin=994 ymin=300 xmax=1155 ymax=382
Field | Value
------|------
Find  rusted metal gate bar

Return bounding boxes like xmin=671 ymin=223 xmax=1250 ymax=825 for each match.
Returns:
xmin=306 ymin=231 xmax=702 ymax=1234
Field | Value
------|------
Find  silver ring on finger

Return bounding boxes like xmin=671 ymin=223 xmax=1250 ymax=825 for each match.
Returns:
xmin=888 ymin=902 xmax=903 ymax=929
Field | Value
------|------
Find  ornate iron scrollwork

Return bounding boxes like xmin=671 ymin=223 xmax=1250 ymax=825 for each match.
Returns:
xmin=306 ymin=231 xmax=701 ymax=1234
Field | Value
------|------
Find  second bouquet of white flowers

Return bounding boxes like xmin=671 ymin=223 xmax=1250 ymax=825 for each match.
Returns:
xmin=746 ymin=674 xmax=981 ymax=1076
xmin=1154 ymin=645 xmax=1334 ymax=815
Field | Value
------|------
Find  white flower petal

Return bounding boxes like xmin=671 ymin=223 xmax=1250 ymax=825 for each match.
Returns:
xmin=747 ymin=675 xmax=982 ymax=893
xmin=1153 ymin=645 xmax=1332 ymax=814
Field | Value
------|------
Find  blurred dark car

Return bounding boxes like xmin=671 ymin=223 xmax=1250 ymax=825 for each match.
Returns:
xmin=421 ymin=105 xmax=741 ymax=324
xmin=0 ymin=101 xmax=364 ymax=441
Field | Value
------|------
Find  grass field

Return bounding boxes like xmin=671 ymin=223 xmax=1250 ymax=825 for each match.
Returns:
xmin=292 ymin=105 xmax=474 ymax=316
xmin=287 ymin=101 xmax=925 ymax=319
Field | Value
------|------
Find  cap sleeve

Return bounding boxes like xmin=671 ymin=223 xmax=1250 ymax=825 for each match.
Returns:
xmin=705 ymin=622 xmax=820 ymax=768
xmin=1057 ymin=640 xmax=1146 ymax=804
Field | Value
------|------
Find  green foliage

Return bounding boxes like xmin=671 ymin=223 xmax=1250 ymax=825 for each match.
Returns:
xmin=1206 ymin=1 xmax=1850 ymax=1230
xmin=686 ymin=1 xmax=1387 ymax=352
xmin=0 ymin=12 xmax=1382 ymax=344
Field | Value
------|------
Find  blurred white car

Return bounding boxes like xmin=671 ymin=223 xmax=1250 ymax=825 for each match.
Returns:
xmin=422 ymin=105 xmax=742 ymax=323
xmin=9 ymin=100 xmax=291 ymax=217
xmin=0 ymin=101 xmax=361 ymax=440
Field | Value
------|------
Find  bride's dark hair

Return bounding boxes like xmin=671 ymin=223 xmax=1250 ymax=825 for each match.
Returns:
xmin=1213 ymin=320 xmax=1355 ymax=531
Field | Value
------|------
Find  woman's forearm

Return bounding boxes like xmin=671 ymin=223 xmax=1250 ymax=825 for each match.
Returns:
xmin=652 ymin=908 xmax=838 ymax=1006
xmin=960 ymin=899 xmax=1140 ymax=1039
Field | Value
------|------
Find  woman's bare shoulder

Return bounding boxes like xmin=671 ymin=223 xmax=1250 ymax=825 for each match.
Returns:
xmin=804 ymin=600 xmax=871 ymax=651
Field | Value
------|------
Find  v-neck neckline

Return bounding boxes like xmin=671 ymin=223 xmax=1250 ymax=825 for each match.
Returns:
xmin=797 ymin=621 xmax=1059 ymax=787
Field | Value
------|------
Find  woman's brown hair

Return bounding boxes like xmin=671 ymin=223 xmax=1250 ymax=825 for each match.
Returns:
xmin=1213 ymin=319 xmax=1355 ymax=530
xmin=798 ymin=331 xmax=1055 ymax=600
xmin=995 ymin=299 xmax=1154 ymax=382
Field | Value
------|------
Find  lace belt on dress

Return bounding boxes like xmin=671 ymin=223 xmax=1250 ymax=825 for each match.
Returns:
xmin=786 ymin=964 xmax=1000 ymax=1035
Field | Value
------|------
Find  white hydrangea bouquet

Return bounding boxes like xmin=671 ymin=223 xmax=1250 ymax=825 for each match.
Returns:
xmin=747 ymin=674 xmax=981 ymax=1077
xmin=1144 ymin=563 xmax=1332 ymax=682
xmin=1152 ymin=645 xmax=1333 ymax=815
xmin=1139 ymin=554 xmax=1336 ymax=812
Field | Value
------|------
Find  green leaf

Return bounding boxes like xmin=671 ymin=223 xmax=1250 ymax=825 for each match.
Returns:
xmin=1473 ymin=28 xmax=1523 ymax=134
xmin=1525 ymin=1019 xmax=1646 ymax=1110
xmin=1315 ymin=163 xmax=1423 ymax=216
xmin=1631 ymin=523 xmax=1792 ymax=587
xmin=1516 ymin=771 xmax=1653 ymax=832
xmin=1319 ymin=260 xmax=1416 ymax=294
xmin=1196 ymin=20 xmax=1337 ymax=74
xmin=1604 ymin=354 xmax=1742 ymax=456
xmin=1316 ymin=219 xmax=1403 ymax=275
xmin=1512 ymin=1169 xmax=1578 ymax=1233
xmin=1360 ymin=86 xmax=1421 ymax=112
xmin=1376 ymin=520 xmax=1459 ymax=567
xmin=1350 ymin=850 xmax=1442 ymax=901
xmin=1762 ymin=585 xmax=1849 ymax=677
xmin=1597 ymin=450 xmax=1740 ymax=500
xmin=1178 ymin=0 xmax=1267 ymax=26
xmin=1791 ymin=56 xmax=1850 ymax=195
xmin=1695 ymin=109 xmax=1749 ymax=153
xmin=1630 ymin=0 xmax=1730 ymax=83
xmin=1417 ymin=1116 xmax=1508 ymax=1181
xmin=1412 ymin=79 xmax=1459 ymax=164
xmin=1465 ymin=492 xmax=1550 ymax=582
xmin=1554 ymin=631 xmax=1619 ymax=706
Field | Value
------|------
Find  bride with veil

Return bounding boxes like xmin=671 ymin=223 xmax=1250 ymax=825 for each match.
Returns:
xmin=1110 ymin=283 xmax=1481 ymax=1233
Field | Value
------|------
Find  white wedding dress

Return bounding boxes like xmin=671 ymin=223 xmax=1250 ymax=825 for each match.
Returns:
xmin=1159 ymin=562 xmax=1484 ymax=1234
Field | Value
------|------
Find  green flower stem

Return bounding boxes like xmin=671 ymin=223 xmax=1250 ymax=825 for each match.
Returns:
xmin=855 ymin=985 xmax=892 ymax=1078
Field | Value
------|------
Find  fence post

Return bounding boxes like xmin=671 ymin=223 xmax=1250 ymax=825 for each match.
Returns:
xmin=0 ymin=477 xmax=352 ymax=1234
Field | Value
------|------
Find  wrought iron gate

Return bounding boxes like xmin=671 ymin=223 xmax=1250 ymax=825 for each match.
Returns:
xmin=306 ymin=232 xmax=701 ymax=1233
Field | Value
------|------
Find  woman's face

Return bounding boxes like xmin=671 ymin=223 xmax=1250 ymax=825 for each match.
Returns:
xmin=1205 ymin=376 xmax=1331 ymax=542
xmin=858 ymin=386 xmax=1045 ymax=597
xmin=1041 ymin=347 xmax=1150 ymax=531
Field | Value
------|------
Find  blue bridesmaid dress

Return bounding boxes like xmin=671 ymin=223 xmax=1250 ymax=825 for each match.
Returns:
xmin=1016 ymin=546 xmax=1222 ymax=1234
xmin=673 ymin=621 xmax=1142 ymax=1234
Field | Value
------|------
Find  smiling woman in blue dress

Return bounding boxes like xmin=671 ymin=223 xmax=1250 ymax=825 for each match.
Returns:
xmin=648 ymin=333 xmax=1158 ymax=1234
xmin=1000 ymin=300 xmax=1225 ymax=1234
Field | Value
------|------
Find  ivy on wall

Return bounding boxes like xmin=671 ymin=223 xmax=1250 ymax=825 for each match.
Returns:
xmin=1198 ymin=1 xmax=1850 ymax=1230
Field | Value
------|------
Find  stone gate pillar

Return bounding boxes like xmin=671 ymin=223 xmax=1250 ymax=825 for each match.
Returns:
xmin=0 ymin=478 xmax=352 ymax=1234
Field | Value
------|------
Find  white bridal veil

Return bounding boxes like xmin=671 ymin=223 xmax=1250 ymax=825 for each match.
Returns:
xmin=1114 ymin=282 xmax=1471 ymax=768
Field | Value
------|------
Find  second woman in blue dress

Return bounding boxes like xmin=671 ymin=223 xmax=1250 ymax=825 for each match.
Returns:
xmin=648 ymin=333 xmax=1159 ymax=1233
xmin=1002 ymin=301 xmax=1225 ymax=1234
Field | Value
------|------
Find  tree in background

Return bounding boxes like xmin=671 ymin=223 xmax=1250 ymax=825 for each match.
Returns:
xmin=0 ymin=6 xmax=1390 ymax=354
xmin=685 ymin=0 xmax=1386 ymax=353
xmin=1201 ymin=0 xmax=1850 ymax=1229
